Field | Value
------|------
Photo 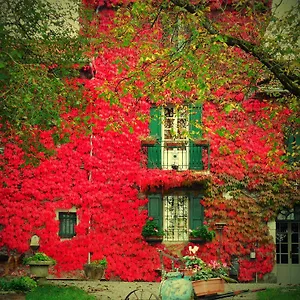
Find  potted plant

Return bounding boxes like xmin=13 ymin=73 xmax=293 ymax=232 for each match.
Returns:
xmin=142 ymin=217 xmax=164 ymax=243
xmin=183 ymin=255 xmax=228 ymax=297
xmin=189 ymin=225 xmax=216 ymax=243
xmin=84 ymin=257 xmax=107 ymax=280
xmin=23 ymin=252 xmax=56 ymax=279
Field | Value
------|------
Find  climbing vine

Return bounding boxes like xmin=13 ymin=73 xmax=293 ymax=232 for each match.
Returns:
xmin=0 ymin=0 xmax=298 ymax=282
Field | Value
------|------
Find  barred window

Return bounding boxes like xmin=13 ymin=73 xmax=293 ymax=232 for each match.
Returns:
xmin=59 ymin=212 xmax=77 ymax=238
xmin=163 ymin=195 xmax=189 ymax=241
xmin=148 ymin=193 xmax=204 ymax=242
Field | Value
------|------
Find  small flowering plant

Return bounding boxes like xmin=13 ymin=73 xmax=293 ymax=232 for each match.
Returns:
xmin=142 ymin=217 xmax=164 ymax=237
xmin=190 ymin=260 xmax=229 ymax=281
xmin=183 ymin=247 xmax=228 ymax=281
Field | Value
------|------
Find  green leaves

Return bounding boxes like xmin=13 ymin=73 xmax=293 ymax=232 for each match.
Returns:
xmin=0 ymin=0 xmax=87 ymax=145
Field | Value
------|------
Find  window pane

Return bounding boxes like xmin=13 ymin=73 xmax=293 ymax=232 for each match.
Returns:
xmin=281 ymin=254 xmax=288 ymax=264
xmin=281 ymin=244 xmax=288 ymax=253
xmin=59 ymin=212 xmax=76 ymax=238
xmin=163 ymin=195 xmax=188 ymax=241
xmin=292 ymin=255 xmax=299 ymax=264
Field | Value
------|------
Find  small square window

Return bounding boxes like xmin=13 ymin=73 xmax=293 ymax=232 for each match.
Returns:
xmin=59 ymin=212 xmax=77 ymax=238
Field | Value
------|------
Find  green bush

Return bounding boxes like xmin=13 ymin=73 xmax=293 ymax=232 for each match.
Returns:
xmin=89 ymin=258 xmax=107 ymax=268
xmin=189 ymin=225 xmax=216 ymax=241
xmin=142 ymin=217 xmax=164 ymax=237
xmin=0 ymin=276 xmax=37 ymax=292
xmin=23 ymin=252 xmax=56 ymax=265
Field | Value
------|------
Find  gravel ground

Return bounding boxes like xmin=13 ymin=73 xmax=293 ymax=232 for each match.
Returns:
xmin=49 ymin=280 xmax=282 ymax=300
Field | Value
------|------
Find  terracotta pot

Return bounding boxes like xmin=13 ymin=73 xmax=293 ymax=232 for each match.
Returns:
xmin=180 ymin=269 xmax=194 ymax=277
xmin=192 ymin=278 xmax=225 ymax=296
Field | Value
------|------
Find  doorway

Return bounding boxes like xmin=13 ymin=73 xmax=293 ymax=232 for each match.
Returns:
xmin=276 ymin=207 xmax=300 ymax=284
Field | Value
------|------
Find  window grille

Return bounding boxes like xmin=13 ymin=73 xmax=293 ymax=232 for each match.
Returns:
xmin=163 ymin=195 xmax=189 ymax=241
xmin=162 ymin=106 xmax=189 ymax=170
xmin=59 ymin=212 xmax=76 ymax=238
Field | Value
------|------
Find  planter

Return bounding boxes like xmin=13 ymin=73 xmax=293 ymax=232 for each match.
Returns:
xmin=84 ymin=264 xmax=106 ymax=280
xmin=27 ymin=261 xmax=53 ymax=278
xmin=189 ymin=236 xmax=205 ymax=243
xmin=141 ymin=140 xmax=157 ymax=146
xmin=194 ymin=139 xmax=210 ymax=146
xmin=141 ymin=137 xmax=157 ymax=146
xmin=144 ymin=236 xmax=163 ymax=244
xmin=165 ymin=142 xmax=184 ymax=148
xmin=192 ymin=278 xmax=225 ymax=297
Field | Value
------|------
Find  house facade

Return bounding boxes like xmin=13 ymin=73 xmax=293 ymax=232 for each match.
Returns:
xmin=0 ymin=0 xmax=299 ymax=283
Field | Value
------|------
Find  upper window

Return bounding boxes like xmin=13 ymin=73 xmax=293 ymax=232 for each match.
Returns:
xmin=147 ymin=105 xmax=204 ymax=171
xmin=163 ymin=106 xmax=189 ymax=141
xmin=58 ymin=212 xmax=77 ymax=238
xmin=148 ymin=192 xmax=204 ymax=242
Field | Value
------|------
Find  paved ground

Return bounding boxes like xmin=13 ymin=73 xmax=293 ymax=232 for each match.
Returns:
xmin=0 ymin=280 xmax=289 ymax=300
xmin=49 ymin=280 xmax=283 ymax=300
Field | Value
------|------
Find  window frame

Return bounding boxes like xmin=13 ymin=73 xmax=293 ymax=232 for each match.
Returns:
xmin=56 ymin=207 xmax=78 ymax=239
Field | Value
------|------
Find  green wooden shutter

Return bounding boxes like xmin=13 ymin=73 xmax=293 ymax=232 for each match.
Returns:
xmin=286 ymin=130 xmax=300 ymax=165
xmin=189 ymin=106 xmax=203 ymax=170
xmin=148 ymin=107 xmax=162 ymax=168
xmin=189 ymin=194 xmax=204 ymax=230
xmin=148 ymin=194 xmax=163 ymax=230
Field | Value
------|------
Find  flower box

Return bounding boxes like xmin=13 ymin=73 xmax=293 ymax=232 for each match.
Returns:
xmin=194 ymin=139 xmax=209 ymax=146
xmin=165 ymin=141 xmax=184 ymax=148
xmin=145 ymin=236 xmax=163 ymax=244
xmin=140 ymin=136 xmax=157 ymax=146
xmin=141 ymin=140 xmax=157 ymax=146
xmin=192 ymin=278 xmax=225 ymax=296
xmin=189 ymin=236 xmax=205 ymax=243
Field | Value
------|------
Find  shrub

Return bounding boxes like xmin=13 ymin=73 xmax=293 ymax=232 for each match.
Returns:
xmin=142 ymin=217 xmax=164 ymax=237
xmin=189 ymin=225 xmax=216 ymax=241
xmin=89 ymin=258 xmax=107 ymax=268
xmin=23 ymin=252 xmax=56 ymax=265
xmin=0 ymin=276 xmax=37 ymax=292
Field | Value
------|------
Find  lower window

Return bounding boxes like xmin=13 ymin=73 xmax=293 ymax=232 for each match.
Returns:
xmin=58 ymin=212 xmax=77 ymax=238
xmin=163 ymin=195 xmax=189 ymax=241
xmin=148 ymin=192 xmax=204 ymax=242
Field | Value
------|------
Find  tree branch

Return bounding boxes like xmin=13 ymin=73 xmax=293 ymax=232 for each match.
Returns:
xmin=170 ymin=0 xmax=300 ymax=97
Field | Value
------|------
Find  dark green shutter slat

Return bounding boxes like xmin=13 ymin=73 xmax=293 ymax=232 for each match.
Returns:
xmin=148 ymin=107 xmax=162 ymax=168
xmin=189 ymin=106 xmax=203 ymax=170
xmin=189 ymin=194 xmax=204 ymax=230
xmin=148 ymin=194 xmax=163 ymax=230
